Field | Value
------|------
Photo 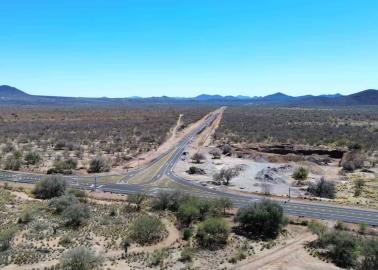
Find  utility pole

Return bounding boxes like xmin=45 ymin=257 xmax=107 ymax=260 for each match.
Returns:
xmin=288 ymin=187 xmax=291 ymax=201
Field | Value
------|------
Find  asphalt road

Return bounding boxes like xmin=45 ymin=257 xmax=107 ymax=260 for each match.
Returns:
xmin=1 ymin=109 xmax=378 ymax=226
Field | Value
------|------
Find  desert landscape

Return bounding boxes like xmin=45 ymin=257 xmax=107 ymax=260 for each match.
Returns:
xmin=2 ymin=1 xmax=378 ymax=269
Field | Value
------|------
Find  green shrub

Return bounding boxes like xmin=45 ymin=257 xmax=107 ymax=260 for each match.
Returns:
xmin=0 ymin=228 xmax=16 ymax=251
xmin=307 ymin=220 xmax=327 ymax=236
xmin=235 ymin=200 xmax=285 ymax=239
xmin=24 ymin=151 xmax=42 ymax=165
xmin=129 ymin=215 xmax=165 ymax=245
xmin=59 ymin=234 xmax=74 ymax=246
xmin=127 ymin=193 xmax=147 ymax=212
xmin=179 ymin=247 xmax=195 ymax=262
xmin=149 ymin=249 xmax=168 ymax=267
xmin=196 ymin=217 xmax=230 ymax=249
xmin=62 ymin=203 xmax=90 ymax=227
xmin=354 ymin=178 xmax=365 ymax=197
xmin=33 ymin=175 xmax=67 ymax=199
xmin=49 ymin=194 xmax=79 ymax=214
xmin=17 ymin=208 xmax=34 ymax=224
xmin=67 ymin=188 xmax=87 ymax=202
xmin=182 ymin=228 xmax=193 ymax=241
xmin=60 ymin=246 xmax=103 ymax=270
xmin=312 ymin=230 xmax=358 ymax=268
xmin=151 ymin=190 xmax=189 ymax=212
xmin=3 ymin=154 xmax=21 ymax=170
xmin=87 ymin=156 xmax=110 ymax=173
xmin=177 ymin=199 xmax=201 ymax=226
xmin=358 ymin=239 xmax=378 ymax=270
xmin=292 ymin=167 xmax=309 ymax=181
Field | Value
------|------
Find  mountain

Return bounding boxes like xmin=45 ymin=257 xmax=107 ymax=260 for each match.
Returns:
xmin=0 ymin=85 xmax=377 ymax=106
xmin=260 ymin=92 xmax=296 ymax=103
xmin=346 ymin=89 xmax=378 ymax=105
xmin=0 ymin=85 xmax=30 ymax=98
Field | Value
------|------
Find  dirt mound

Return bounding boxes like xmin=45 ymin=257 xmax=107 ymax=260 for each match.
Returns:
xmin=255 ymin=165 xmax=293 ymax=184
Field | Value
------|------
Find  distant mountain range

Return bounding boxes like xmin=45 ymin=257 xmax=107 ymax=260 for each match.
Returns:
xmin=1 ymin=85 xmax=378 ymax=106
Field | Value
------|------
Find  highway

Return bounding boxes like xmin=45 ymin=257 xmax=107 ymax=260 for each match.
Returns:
xmin=1 ymin=109 xmax=378 ymax=226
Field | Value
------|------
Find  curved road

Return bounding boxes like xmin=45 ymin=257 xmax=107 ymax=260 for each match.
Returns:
xmin=1 ymin=109 xmax=378 ymax=226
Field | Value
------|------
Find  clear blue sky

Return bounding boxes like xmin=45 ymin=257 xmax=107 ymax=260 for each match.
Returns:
xmin=1 ymin=0 xmax=377 ymax=97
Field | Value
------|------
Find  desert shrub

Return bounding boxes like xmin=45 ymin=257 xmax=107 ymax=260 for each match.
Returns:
xmin=127 ymin=193 xmax=147 ymax=212
xmin=59 ymin=234 xmax=74 ymax=246
xmin=151 ymin=190 xmax=189 ymax=212
xmin=307 ymin=220 xmax=328 ymax=236
xmin=49 ymin=194 xmax=79 ymax=214
xmin=2 ymin=143 xmax=15 ymax=153
xmin=334 ymin=220 xmax=346 ymax=230
xmin=209 ymin=148 xmax=221 ymax=159
xmin=196 ymin=217 xmax=230 ymax=249
xmin=60 ymin=246 xmax=103 ymax=270
xmin=222 ymin=144 xmax=232 ymax=155
xmin=191 ymin=153 xmax=205 ymax=164
xmin=149 ymin=248 xmax=168 ymax=267
xmin=354 ymin=178 xmax=365 ymax=197
xmin=187 ymin=166 xmax=205 ymax=175
xmin=33 ymin=175 xmax=67 ymax=199
xmin=308 ymin=177 xmax=336 ymax=199
xmin=177 ymin=199 xmax=201 ymax=226
xmin=359 ymin=223 xmax=368 ymax=235
xmin=3 ymin=153 xmax=21 ymax=170
xmin=0 ymin=228 xmax=16 ymax=251
xmin=215 ymin=107 xmax=378 ymax=150
xmin=62 ymin=203 xmax=90 ymax=227
xmin=182 ymin=228 xmax=193 ymax=240
xmin=292 ymin=167 xmax=308 ymax=181
xmin=179 ymin=247 xmax=195 ymax=262
xmin=341 ymin=151 xmax=364 ymax=171
xmin=358 ymin=239 xmax=378 ymax=270
xmin=214 ymin=197 xmax=233 ymax=215
xmin=235 ymin=200 xmax=285 ymax=239
xmin=17 ymin=208 xmax=34 ymax=224
xmin=87 ymin=156 xmax=110 ymax=173
xmin=312 ymin=230 xmax=358 ymax=268
xmin=24 ymin=151 xmax=42 ymax=165
xmin=56 ymin=158 xmax=78 ymax=169
xmin=129 ymin=215 xmax=165 ymax=245
xmin=67 ymin=188 xmax=87 ymax=202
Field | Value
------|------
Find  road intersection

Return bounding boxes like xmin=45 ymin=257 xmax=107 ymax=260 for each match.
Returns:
xmin=1 ymin=109 xmax=378 ymax=225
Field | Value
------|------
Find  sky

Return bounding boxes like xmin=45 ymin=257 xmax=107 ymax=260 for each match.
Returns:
xmin=0 ymin=0 xmax=377 ymax=98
